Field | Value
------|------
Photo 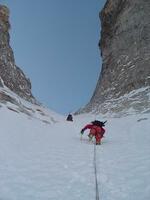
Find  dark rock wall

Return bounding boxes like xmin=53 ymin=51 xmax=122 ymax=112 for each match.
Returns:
xmin=83 ymin=0 xmax=150 ymax=114
xmin=0 ymin=5 xmax=36 ymax=103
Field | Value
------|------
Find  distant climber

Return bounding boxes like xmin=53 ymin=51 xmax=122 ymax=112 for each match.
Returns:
xmin=80 ymin=120 xmax=106 ymax=145
xmin=66 ymin=114 xmax=73 ymax=121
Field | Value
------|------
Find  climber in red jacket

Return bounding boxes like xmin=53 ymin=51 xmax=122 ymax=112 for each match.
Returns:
xmin=80 ymin=120 xmax=106 ymax=145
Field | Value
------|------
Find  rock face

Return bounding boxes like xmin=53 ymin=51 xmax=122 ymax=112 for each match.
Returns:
xmin=0 ymin=5 xmax=36 ymax=103
xmin=82 ymin=0 xmax=150 ymax=116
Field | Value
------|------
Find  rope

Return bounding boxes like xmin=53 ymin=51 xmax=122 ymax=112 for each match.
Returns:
xmin=94 ymin=142 xmax=100 ymax=200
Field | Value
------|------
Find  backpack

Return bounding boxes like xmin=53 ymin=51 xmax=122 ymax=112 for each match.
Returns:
xmin=91 ymin=120 xmax=106 ymax=127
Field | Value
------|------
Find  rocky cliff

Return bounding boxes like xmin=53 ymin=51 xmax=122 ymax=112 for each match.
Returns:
xmin=0 ymin=5 xmax=36 ymax=103
xmin=0 ymin=5 xmax=61 ymax=122
xmin=81 ymin=0 xmax=150 ymax=116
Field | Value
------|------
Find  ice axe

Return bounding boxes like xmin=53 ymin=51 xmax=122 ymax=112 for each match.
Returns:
xmin=80 ymin=132 xmax=83 ymax=141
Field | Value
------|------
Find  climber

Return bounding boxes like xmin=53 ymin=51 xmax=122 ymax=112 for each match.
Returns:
xmin=80 ymin=120 xmax=106 ymax=145
xmin=66 ymin=113 xmax=73 ymax=121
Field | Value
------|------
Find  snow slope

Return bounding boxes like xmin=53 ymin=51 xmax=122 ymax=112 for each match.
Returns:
xmin=0 ymin=86 xmax=63 ymax=124
xmin=0 ymin=104 xmax=150 ymax=200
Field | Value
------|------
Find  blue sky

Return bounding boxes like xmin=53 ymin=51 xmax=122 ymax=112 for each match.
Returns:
xmin=1 ymin=0 xmax=106 ymax=114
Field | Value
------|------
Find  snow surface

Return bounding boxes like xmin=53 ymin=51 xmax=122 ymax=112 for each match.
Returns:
xmin=0 ymin=86 xmax=63 ymax=124
xmin=0 ymin=104 xmax=150 ymax=200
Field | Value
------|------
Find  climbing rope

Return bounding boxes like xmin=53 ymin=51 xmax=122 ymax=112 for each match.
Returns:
xmin=94 ymin=142 xmax=100 ymax=200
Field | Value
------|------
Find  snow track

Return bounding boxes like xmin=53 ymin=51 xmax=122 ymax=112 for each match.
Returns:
xmin=0 ymin=107 xmax=150 ymax=200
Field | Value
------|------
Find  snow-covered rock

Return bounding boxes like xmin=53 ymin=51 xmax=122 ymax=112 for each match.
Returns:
xmin=81 ymin=0 xmax=150 ymax=115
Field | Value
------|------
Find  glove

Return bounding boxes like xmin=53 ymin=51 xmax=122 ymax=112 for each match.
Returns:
xmin=80 ymin=129 xmax=84 ymax=135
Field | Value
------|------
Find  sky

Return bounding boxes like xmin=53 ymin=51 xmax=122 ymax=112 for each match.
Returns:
xmin=0 ymin=0 xmax=106 ymax=114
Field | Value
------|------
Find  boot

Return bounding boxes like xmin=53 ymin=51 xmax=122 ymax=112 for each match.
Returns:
xmin=96 ymin=141 xmax=101 ymax=145
xmin=88 ymin=134 xmax=93 ymax=141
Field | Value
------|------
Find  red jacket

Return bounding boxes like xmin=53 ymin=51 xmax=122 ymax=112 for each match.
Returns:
xmin=82 ymin=124 xmax=105 ymax=137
